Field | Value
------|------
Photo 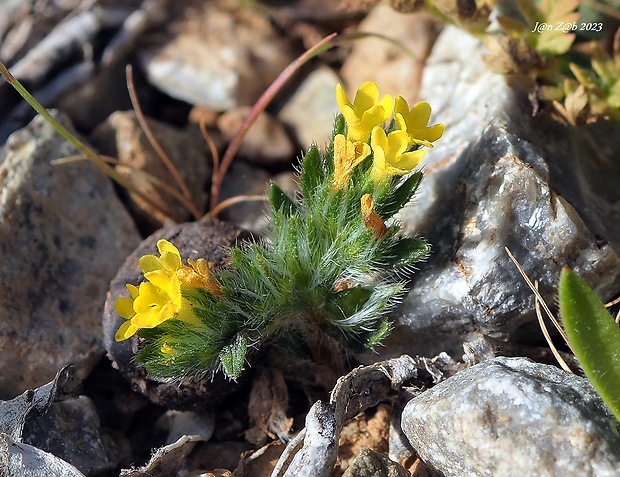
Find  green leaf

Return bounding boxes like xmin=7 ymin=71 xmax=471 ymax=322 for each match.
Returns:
xmin=559 ymin=267 xmax=620 ymax=422
xmin=299 ymin=145 xmax=324 ymax=199
xmin=376 ymin=172 xmax=423 ymax=220
xmin=380 ymin=237 xmax=430 ymax=269
xmin=332 ymin=113 xmax=346 ymax=137
xmin=362 ymin=318 xmax=392 ymax=349
xmin=330 ymin=286 xmax=373 ymax=316
xmin=268 ymin=183 xmax=297 ymax=215
xmin=219 ymin=334 xmax=248 ymax=380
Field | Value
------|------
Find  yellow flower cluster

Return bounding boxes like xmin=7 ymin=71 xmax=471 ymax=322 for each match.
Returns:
xmin=114 ymin=239 xmax=219 ymax=341
xmin=333 ymin=82 xmax=444 ymax=188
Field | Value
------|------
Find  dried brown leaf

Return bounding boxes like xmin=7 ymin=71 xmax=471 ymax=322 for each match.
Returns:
xmin=383 ymin=0 xmax=426 ymax=13
xmin=245 ymin=367 xmax=293 ymax=446
xmin=550 ymin=84 xmax=594 ymax=126
xmin=483 ymin=34 xmax=545 ymax=74
xmin=433 ymin=0 xmax=492 ymax=29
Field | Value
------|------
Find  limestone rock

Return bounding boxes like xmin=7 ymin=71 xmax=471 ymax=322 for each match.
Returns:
xmin=89 ymin=110 xmax=210 ymax=228
xmin=138 ymin=0 xmax=296 ymax=111
xmin=0 ymin=111 xmax=140 ymax=399
xmin=379 ymin=26 xmax=620 ymax=359
xmin=402 ymin=357 xmax=620 ymax=477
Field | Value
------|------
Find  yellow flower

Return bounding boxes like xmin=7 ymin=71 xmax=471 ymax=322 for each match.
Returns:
xmin=177 ymin=257 xmax=222 ymax=296
xmin=114 ymin=284 xmax=140 ymax=341
xmin=394 ymin=96 xmax=444 ymax=147
xmin=336 ymin=82 xmax=393 ymax=143
xmin=331 ymin=134 xmax=371 ymax=190
xmin=370 ymin=126 xmax=427 ymax=184
xmin=114 ymin=239 xmax=210 ymax=341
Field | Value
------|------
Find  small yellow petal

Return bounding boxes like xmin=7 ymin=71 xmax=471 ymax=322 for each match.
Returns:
xmin=114 ymin=297 xmax=135 ymax=319
xmin=336 ymin=82 xmax=393 ymax=143
xmin=394 ymin=96 xmax=444 ymax=146
xmin=126 ymin=284 xmax=139 ymax=298
xmin=139 ymin=254 xmax=161 ymax=273
xmin=161 ymin=343 xmax=175 ymax=355
xmin=156 ymin=239 xmax=181 ymax=256
xmin=144 ymin=271 xmax=176 ymax=294
xmin=132 ymin=307 xmax=168 ymax=328
xmin=370 ymin=127 xmax=424 ymax=183
xmin=115 ymin=320 xmax=139 ymax=341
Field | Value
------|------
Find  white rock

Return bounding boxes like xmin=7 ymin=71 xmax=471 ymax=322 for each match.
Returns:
xmin=375 ymin=26 xmax=620 ymax=360
xmin=402 ymin=357 xmax=620 ymax=477
xmin=139 ymin=0 xmax=295 ymax=111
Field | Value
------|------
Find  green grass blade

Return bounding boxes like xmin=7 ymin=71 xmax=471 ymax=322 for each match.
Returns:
xmin=559 ymin=267 xmax=620 ymax=421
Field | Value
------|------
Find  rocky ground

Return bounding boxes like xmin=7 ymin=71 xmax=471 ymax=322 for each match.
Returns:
xmin=2 ymin=1 xmax=620 ymax=476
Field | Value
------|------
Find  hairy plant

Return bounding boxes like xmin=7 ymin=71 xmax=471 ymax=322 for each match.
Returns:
xmin=113 ymin=82 xmax=444 ymax=380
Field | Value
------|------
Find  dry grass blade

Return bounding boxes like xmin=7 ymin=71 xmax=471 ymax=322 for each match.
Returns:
xmin=125 ymin=64 xmax=201 ymax=220
xmin=199 ymin=116 xmax=220 ymax=179
xmin=534 ymin=279 xmax=573 ymax=373
xmin=204 ymin=194 xmax=267 ymax=220
xmin=53 ymin=154 xmax=201 ymax=218
xmin=504 ymin=246 xmax=571 ymax=347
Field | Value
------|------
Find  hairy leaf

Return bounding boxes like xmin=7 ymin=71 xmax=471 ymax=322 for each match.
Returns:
xmin=220 ymin=334 xmax=248 ymax=380
xmin=268 ymin=183 xmax=297 ymax=215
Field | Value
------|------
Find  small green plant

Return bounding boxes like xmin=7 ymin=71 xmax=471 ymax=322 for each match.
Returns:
xmin=383 ymin=0 xmax=620 ymax=125
xmin=559 ymin=267 xmax=620 ymax=422
xmin=113 ymin=82 xmax=444 ymax=380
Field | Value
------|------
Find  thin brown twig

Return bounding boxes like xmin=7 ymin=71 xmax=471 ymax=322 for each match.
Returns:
xmin=534 ymin=279 xmax=573 ymax=373
xmin=203 ymin=194 xmax=267 ymax=220
xmin=125 ymin=64 xmax=201 ymax=220
xmin=199 ymin=117 xmax=220 ymax=179
xmin=505 ymin=247 xmax=571 ymax=346
xmin=210 ymin=32 xmax=338 ymax=209
xmin=53 ymin=154 xmax=196 ymax=221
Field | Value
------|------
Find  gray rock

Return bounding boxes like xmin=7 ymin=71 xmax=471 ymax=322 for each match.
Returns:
xmin=0 ymin=367 xmax=86 ymax=477
xmin=379 ymin=26 xmax=620 ymax=359
xmin=2 ymin=437 xmax=86 ymax=477
xmin=138 ymin=0 xmax=295 ymax=111
xmin=342 ymin=447 xmax=410 ymax=477
xmin=23 ymin=396 xmax=117 ymax=475
xmin=0 ymin=111 xmax=140 ymax=399
xmin=402 ymin=357 xmax=620 ymax=477
xmin=219 ymin=161 xmax=296 ymax=235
